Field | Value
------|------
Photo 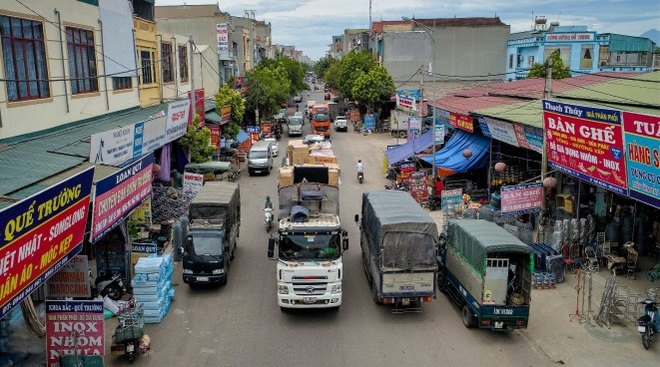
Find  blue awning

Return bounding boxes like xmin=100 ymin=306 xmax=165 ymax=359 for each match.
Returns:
xmin=384 ymin=129 xmax=433 ymax=165
xmin=420 ymin=130 xmax=490 ymax=176
xmin=235 ymin=130 xmax=250 ymax=143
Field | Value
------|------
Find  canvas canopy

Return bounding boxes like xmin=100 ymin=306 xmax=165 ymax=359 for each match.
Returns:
xmin=384 ymin=129 xmax=433 ymax=165
xmin=185 ymin=161 xmax=232 ymax=174
xmin=420 ymin=129 xmax=489 ymax=176
xmin=445 ymin=219 xmax=532 ymax=274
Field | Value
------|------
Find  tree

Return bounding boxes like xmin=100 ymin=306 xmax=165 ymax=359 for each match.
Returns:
xmin=338 ymin=51 xmax=377 ymax=100
xmin=323 ymin=59 xmax=341 ymax=91
xmin=351 ymin=65 xmax=395 ymax=114
xmin=179 ymin=116 xmax=215 ymax=163
xmin=215 ymin=83 xmax=245 ymax=139
xmin=245 ymin=66 xmax=290 ymax=122
xmin=314 ymin=55 xmax=335 ymax=79
xmin=276 ymin=56 xmax=305 ymax=95
xmin=527 ymin=49 xmax=571 ymax=79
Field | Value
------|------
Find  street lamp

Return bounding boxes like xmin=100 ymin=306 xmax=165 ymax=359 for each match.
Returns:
xmin=402 ymin=17 xmax=438 ymax=189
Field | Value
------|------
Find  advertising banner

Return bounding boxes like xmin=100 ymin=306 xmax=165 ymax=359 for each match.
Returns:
xmin=0 ymin=167 xmax=94 ymax=319
xmin=481 ymin=117 xmax=519 ymax=147
xmin=216 ymin=23 xmax=229 ymax=60
xmin=166 ymin=99 xmax=190 ymax=141
xmin=409 ymin=171 xmax=428 ymax=203
xmin=441 ymin=188 xmax=463 ymax=211
xmin=407 ymin=117 xmax=420 ymax=142
xmin=395 ymin=89 xmax=420 ymax=112
xmin=188 ymin=89 xmax=205 ymax=127
xmin=364 ymin=114 xmax=375 ymax=131
xmin=261 ymin=123 xmax=272 ymax=135
xmin=46 ymin=255 xmax=91 ymax=298
xmin=46 ymin=300 xmax=104 ymax=366
xmin=130 ymin=241 xmax=158 ymax=278
xmin=512 ymin=123 xmax=543 ymax=153
xmin=399 ymin=161 xmax=416 ymax=182
xmin=221 ymin=105 xmax=232 ymax=125
xmin=543 ymin=100 xmax=627 ymax=195
xmin=434 ymin=124 xmax=445 ymax=145
xmin=500 ymin=182 xmax=544 ymax=215
xmin=208 ymin=125 xmax=220 ymax=151
xmin=183 ymin=172 xmax=204 ymax=193
xmin=622 ymin=111 xmax=660 ymax=209
xmin=91 ymin=154 xmax=154 ymax=243
xmin=449 ymin=112 xmax=474 ymax=133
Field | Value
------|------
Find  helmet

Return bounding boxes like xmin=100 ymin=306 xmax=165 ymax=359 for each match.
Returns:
xmin=358 ymin=159 xmax=362 ymax=163
xmin=266 ymin=196 xmax=271 ymax=200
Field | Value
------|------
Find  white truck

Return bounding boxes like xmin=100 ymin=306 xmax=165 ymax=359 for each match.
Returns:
xmin=268 ymin=166 xmax=348 ymax=311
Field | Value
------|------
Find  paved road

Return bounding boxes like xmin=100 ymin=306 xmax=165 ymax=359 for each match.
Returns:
xmin=103 ymin=89 xmax=554 ymax=366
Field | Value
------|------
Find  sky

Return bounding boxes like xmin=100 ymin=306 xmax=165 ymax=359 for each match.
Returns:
xmin=155 ymin=0 xmax=660 ymax=61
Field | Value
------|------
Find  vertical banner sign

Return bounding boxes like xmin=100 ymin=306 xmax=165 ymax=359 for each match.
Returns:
xmin=46 ymin=300 xmax=104 ymax=366
xmin=221 ymin=105 xmax=232 ymax=125
xmin=408 ymin=117 xmax=420 ymax=142
xmin=399 ymin=161 xmax=416 ymax=182
xmin=208 ymin=125 xmax=220 ymax=151
xmin=92 ymin=154 xmax=154 ymax=243
xmin=364 ymin=114 xmax=375 ymax=131
xmin=188 ymin=89 xmax=205 ymax=127
xmin=0 ymin=167 xmax=94 ymax=319
xmin=449 ymin=113 xmax=474 ymax=133
xmin=46 ymin=255 xmax=91 ymax=298
xmin=622 ymin=111 xmax=660 ymax=209
xmin=434 ymin=124 xmax=445 ymax=145
xmin=166 ymin=99 xmax=191 ymax=141
xmin=409 ymin=171 xmax=428 ymax=203
xmin=216 ymin=23 xmax=229 ymax=60
xmin=500 ymin=182 xmax=544 ymax=215
xmin=543 ymin=100 xmax=627 ymax=195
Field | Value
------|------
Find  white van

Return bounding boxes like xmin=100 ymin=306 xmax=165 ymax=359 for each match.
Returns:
xmin=248 ymin=141 xmax=274 ymax=176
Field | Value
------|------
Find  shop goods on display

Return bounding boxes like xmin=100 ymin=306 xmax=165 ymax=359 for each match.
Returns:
xmin=131 ymin=254 xmax=175 ymax=324
xmin=152 ymin=186 xmax=198 ymax=223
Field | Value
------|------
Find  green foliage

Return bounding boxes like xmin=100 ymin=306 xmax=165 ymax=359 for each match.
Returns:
xmin=276 ymin=56 xmax=305 ymax=95
xmin=179 ymin=117 xmax=215 ymax=163
xmin=245 ymin=66 xmax=290 ymax=122
xmin=338 ymin=51 xmax=377 ymax=100
xmin=323 ymin=60 xmax=341 ymax=90
xmin=527 ymin=49 xmax=571 ymax=79
xmin=314 ymin=55 xmax=335 ymax=79
xmin=351 ymin=65 xmax=395 ymax=114
xmin=215 ymin=83 xmax=245 ymax=139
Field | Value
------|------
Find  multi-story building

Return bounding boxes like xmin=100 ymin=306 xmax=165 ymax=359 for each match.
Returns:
xmin=330 ymin=35 xmax=344 ymax=58
xmin=506 ymin=17 xmax=656 ymax=80
xmin=343 ymin=29 xmax=370 ymax=55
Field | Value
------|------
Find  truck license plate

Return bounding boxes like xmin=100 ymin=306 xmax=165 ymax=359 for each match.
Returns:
xmin=400 ymin=285 xmax=415 ymax=291
xmin=197 ymin=276 xmax=209 ymax=282
xmin=303 ymin=297 xmax=316 ymax=304
xmin=494 ymin=321 xmax=504 ymax=329
xmin=126 ymin=344 xmax=135 ymax=352
xmin=638 ymin=325 xmax=646 ymax=333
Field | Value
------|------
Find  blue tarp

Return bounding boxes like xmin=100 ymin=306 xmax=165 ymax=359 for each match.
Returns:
xmin=236 ymin=130 xmax=250 ymax=143
xmin=384 ymin=129 xmax=434 ymax=165
xmin=420 ymin=130 xmax=490 ymax=176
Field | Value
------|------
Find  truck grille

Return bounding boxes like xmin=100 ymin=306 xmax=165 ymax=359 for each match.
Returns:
xmin=292 ymin=282 xmax=327 ymax=296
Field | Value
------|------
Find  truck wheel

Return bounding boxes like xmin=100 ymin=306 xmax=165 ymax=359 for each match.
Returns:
xmin=371 ymin=283 xmax=382 ymax=304
xmin=437 ymin=271 xmax=447 ymax=294
xmin=398 ymin=131 xmax=406 ymax=139
xmin=462 ymin=305 xmax=476 ymax=328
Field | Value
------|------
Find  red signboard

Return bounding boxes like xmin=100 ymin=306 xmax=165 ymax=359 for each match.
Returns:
xmin=449 ymin=112 xmax=474 ymax=133
xmin=221 ymin=105 xmax=232 ymax=125
xmin=92 ymin=154 xmax=154 ymax=243
xmin=543 ymin=100 xmax=627 ymax=195
xmin=188 ymin=89 xmax=205 ymax=127
xmin=399 ymin=161 xmax=416 ymax=182
xmin=261 ymin=123 xmax=272 ymax=135
xmin=0 ymin=168 xmax=94 ymax=318
xmin=208 ymin=125 xmax=220 ymax=151
xmin=409 ymin=171 xmax=428 ymax=203
xmin=46 ymin=300 xmax=105 ymax=366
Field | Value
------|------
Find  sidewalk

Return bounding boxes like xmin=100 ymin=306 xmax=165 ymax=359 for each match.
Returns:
xmin=426 ymin=208 xmax=660 ymax=366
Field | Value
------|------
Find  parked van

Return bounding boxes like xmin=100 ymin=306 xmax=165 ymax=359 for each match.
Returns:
xmin=248 ymin=141 xmax=274 ymax=176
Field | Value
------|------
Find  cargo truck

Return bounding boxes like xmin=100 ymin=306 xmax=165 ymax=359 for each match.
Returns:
xmin=180 ymin=181 xmax=240 ymax=286
xmin=437 ymin=219 xmax=533 ymax=330
xmin=355 ymin=190 xmax=438 ymax=312
xmin=311 ymin=104 xmax=331 ymax=138
xmin=268 ymin=165 xmax=348 ymax=311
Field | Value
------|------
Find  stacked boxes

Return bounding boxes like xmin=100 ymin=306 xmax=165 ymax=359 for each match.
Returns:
xmin=131 ymin=254 xmax=175 ymax=324
xmin=278 ymin=166 xmax=294 ymax=187
xmin=281 ymin=141 xmax=341 ymax=187
xmin=288 ymin=140 xmax=309 ymax=165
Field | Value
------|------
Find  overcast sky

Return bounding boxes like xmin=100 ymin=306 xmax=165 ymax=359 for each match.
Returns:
xmin=155 ymin=0 xmax=660 ymax=61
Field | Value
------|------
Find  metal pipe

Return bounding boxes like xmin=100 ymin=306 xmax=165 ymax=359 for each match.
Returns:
xmin=189 ymin=35 xmax=195 ymax=120
xmin=157 ymin=34 xmax=163 ymax=103
xmin=172 ymin=37 xmax=178 ymax=98
xmin=98 ymin=18 xmax=109 ymax=111
xmin=132 ymin=28 xmax=141 ymax=102
xmin=54 ymin=9 xmax=69 ymax=113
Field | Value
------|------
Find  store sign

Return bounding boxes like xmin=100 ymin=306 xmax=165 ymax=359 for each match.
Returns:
xmin=0 ymin=167 xmax=94 ymax=319
xmin=480 ymin=117 xmax=519 ymax=147
xmin=91 ymin=154 xmax=154 ymax=243
xmin=545 ymin=33 xmax=594 ymax=42
xmin=46 ymin=255 xmax=91 ymax=298
xmin=622 ymin=111 xmax=660 ymax=209
xmin=543 ymin=100 xmax=628 ymax=195
xmin=90 ymin=100 xmax=188 ymax=166
xmin=364 ymin=114 xmax=375 ymax=131
xmin=221 ymin=105 xmax=232 ymax=125
xmin=46 ymin=300 xmax=104 ymax=366
xmin=449 ymin=112 xmax=474 ymax=133
xmin=208 ymin=125 xmax=220 ymax=151
xmin=409 ymin=171 xmax=428 ymax=203
xmin=434 ymin=124 xmax=445 ymax=145
xmin=216 ymin=23 xmax=229 ymax=60
xmin=408 ymin=117 xmax=420 ymax=141
xmin=501 ymin=182 xmax=543 ymax=215
xmin=130 ymin=241 xmax=157 ymax=278
xmin=399 ymin=161 xmax=416 ymax=181
xmin=512 ymin=123 xmax=543 ymax=153
xmin=183 ymin=172 xmax=204 ymax=193
xmin=441 ymin=188 xmax=463 ymax=211
xmin=188 ymin=89 xmax=205 ymax=127
xmin=396 ymin=89 xmax=420 ymax=112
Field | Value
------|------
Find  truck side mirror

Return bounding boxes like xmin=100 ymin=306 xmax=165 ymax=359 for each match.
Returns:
xmin=267 ymin=238 xmax=275 ymax=258
xmin=354 ymin=214 xmax=359 ymax=223
xmin=342 ymin=237 xmax=349 ymax=251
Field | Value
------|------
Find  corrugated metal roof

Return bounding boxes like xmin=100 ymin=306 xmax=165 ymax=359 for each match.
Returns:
xmin=205 ymin=111 xmax=222 ymax=124
xmin=436 ymin=96 xmax=524 ymax=116
xmin=555 ymin=72 xmax=660 ymax=107
xmin=0 ymin=104 xmax=166 ymax=198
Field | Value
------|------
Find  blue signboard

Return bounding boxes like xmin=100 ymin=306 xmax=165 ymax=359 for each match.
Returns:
xmin=364 ymin=114 xmax=375 ymax=131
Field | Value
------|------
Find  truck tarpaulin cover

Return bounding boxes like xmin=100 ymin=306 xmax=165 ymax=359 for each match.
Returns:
xmin=189 ymin=181 xmax=240 ymax=225
xmin=420 ymin=129 xmax=490 ymax=177
xmin=289 ymin=205 xmax=310 ymax=222
xmin=361 ymin=191 xmax=438 ymax=270
xmin=446 ymin=219 xmax=533 ymax=275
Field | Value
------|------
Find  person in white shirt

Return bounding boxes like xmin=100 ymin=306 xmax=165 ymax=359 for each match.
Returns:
xmin=356 ymin=160 xmax=365 ymax=181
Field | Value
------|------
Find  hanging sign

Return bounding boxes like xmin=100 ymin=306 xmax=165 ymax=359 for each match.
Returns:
xmin=622 ymin=111 xmax=660 ymax=209
xmin=409 ymin=171 xmax=428 ymax=203
xmin=543 ymin=100 xmax=627 ymax=195
xmin=500 ymin=182 xmax=543 ymax=215
xmin=46 ymin=255 xmax=91 ymax=298
xmin=46 ymin=300 xmax=105 ymax=366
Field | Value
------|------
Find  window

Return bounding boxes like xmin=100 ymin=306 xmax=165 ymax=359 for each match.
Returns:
xmin=178 ymin=44 xmax=188 ymax=82
xmin=112 ymin=77 xmax=132 ymax=90
xmin=0 ymin=15 xmax=50 ymax=101
xmin=509 ymin=54 xmax=513 ymax=68
xmin=527 ymin=55 xmax=535 ymax=66
xmin=66 ymin=27 xmax=98 ymax=94
xmin=580 ymin=45 xmax=593 ymax=69
xmin=161 ymin=42 xmax=173 ymax=83
xmin=140 ymin=49 xmax=155 ymax=84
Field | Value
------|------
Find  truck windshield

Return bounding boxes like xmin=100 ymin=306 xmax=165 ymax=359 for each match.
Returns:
xmin=190 ymin=233 xmax=223 ymax=256
xmin=381 ymin=232 xmax=435 ymax=270
xmin=313 ymin=113 xmax=329 ymax=122
xmin=279 ymin=233 xmax=340 ymax=261
xmin=289 ymin=118 xmax=302 ymax=126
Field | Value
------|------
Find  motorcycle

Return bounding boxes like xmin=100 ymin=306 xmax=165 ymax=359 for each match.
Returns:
xmin=264 ymin=207 xmax=274 ymax=232
xmin=93 ymin=270 xmax=126 ymax=301
xmin=427 ymin=195 xmax=442 ymax=211
xmin=357 ymin=171 xmax=364 ymax=184
xmin=111 ymin=300 xmax=150 ymax=363
xmin=638 ymin=298 xmax=659 ymax=349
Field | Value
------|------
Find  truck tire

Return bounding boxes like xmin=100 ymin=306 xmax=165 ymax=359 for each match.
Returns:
xmin=462 ymin=305 xmax=476 ymax=328
xmin=398 ymin=131 xmax=406 ymax=139
xmin=372 ymin=284 xmax=382 ymax=305
xmin=437 ymin=271 xmax=447 ymax=294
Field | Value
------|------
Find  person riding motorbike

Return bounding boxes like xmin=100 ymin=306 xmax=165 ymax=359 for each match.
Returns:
xmin=264 ymin=196 xmax=273 ymax=210
xmin=357 ymin=160 xmax=365 ymax=182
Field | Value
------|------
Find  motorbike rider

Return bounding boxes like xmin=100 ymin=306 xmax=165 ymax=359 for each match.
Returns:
xmin=264 ymin=196 xmax=273 ymax=210
xmin=356 ymin=159 xmax=365 ymax=179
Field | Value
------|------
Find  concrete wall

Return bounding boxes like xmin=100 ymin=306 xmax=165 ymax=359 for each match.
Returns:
xmin=159 ymin=32 xmax=193 ymax=101
xmin=135 ymin=16 xmax=161 ymax=107
xmin=193 ymin=46 xmax=221 ymax=98
xmin=0 ymin=0 xmax=139 ymax=140
xmin=383 ymin=32 xmax=432 ymax=82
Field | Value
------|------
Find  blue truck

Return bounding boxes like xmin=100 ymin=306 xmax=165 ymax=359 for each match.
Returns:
xmin=437 ymin=219 xmax=533 ymax=330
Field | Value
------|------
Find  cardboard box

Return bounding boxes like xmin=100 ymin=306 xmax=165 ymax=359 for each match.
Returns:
xmin=290 ymin=150 xmax=309 ymax=165
xmin=328 ymin=168 xmax=340 ymax=187
xmin=278 ymin=167 xmax=294 ymax=187
xmin=308 ymin=154 xmax=337 ymax=164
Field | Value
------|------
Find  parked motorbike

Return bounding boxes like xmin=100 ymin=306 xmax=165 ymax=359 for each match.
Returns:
xmin=357 ymin=171 xmax=364 ymax=184
xmin=93 ymin=270 xmax=126 ymax=301
xmin=264 ymin=207 xmax=274 ymax=232
xmin=385 ymin=181 xmax=409 ymax=192
xmin=638 ymin=298 xmax=659 ymax=349
xmin=111 ymin=300 xmax=150 ymax=363
xmin=427 ymin=195 xmax=442 ymax=211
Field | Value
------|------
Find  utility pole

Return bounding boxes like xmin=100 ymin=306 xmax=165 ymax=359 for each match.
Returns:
xmin=541 ymin=59 xmax=553 ymax=217
xmin=189 ymin=35 xmax=195 ymax=125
